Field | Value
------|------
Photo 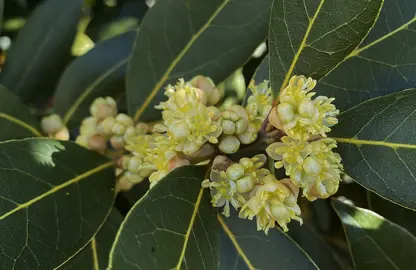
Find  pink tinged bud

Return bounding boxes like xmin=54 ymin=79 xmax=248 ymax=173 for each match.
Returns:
xmin=268 ymin=106 xmax=283 ymax=130
xmin=110 ymin=136 xmax=125 ymax=150
xmin=88 ymin=135 xmax=107 ymax=152
xmin=41 ymin=114 xmax=63 ymax=134
xmin=53 ymin=127 xmax=69 ymax=141
xmin=168 ymin=156 xmax=190 ymax=171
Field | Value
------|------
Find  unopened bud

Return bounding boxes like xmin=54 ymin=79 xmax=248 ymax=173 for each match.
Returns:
xmin=53 ymin=127 xmax=70 ymax=141
xmin=226 ymin=163 xmax=245 ymax=181
xmin=237 ymin=123 xmax=258 ymax=144
xmin=277 ymin=103 xmax=295 ymax=123
xmin=303 ymin=157 xmax=321 ymax=174
xmin=98 ymin=116 xmax=115 ymax=135
xmin=88 ymin=135 xmax=107 ymax=152
xmin=80 ymin=117 xmax=98 ymax=135
xmin=235 ymin=118 xmax=248 ymax=134
xmin=236 ymin=175 xmax=255 ymax=193
xmin=116 ymin=113 xmax=134 ymax=126
xmin=190 ymin=75 xmax=221 ymax=105
xmin=41 ymin=114 xmax=63 ymax=134
xmin=124 ymin=126 xmax=136 ymax=141
xmin=128 ymin=156 xmax=143 ymax=173
xmin=116 ymin=175 xmax=136 ymax=192
xmin=219 ymin=135 xmax=240 ymax=154
xmin=136 ymin=122 xmax=149 ymax=134
xmin=110 ymin=136 xmax=125 ymax=150
xmin=75 ymin=135 xmax=89 ymax=147
xmin=222 ymin=120 xmax=236 ymax=135
xmin=268 ymin=106 xmax=283 ymax=129
xmin=125 ymin=171 xmax=144 ymax=184
xmin=183 ymin=141 xmax=202 ymax=155
xmin=112 ymin=123 xmax=126 ymax=136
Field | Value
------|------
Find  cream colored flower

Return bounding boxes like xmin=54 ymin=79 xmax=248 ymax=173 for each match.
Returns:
xmin=246 ymin=80 xmax=273 ymax=129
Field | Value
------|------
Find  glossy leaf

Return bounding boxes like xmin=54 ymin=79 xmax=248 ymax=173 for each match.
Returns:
xmin=108 ymin=166 xmax=218 ymax=269
xmin=60 ymin=208 xmax=123 ymax=270
xmin=0 ymin=85 xmax=42 ymax=141
xmin=368 ymin=192 xmax=416 ymax=236
xmin=127 ymin=0 xmax=273 ymax=122
xmin=0 ymin=138 xmax=115 ymax=269
xmin=218 ymin=213 xmax=318 ymax=270
xmin=54 ymin=30 xmax=137 ymax=129
xmin=332 ymin=199 xmax=416 ymax=270
xmin=269 ymin=0 xmax=383 ymax=96
xmin=0 ymin=0 xmax=83 ymax=104
xmin=330 ymin=89 xmax=416 ymax=210
xmin=318 ymin=0 xmax=416 ymax=110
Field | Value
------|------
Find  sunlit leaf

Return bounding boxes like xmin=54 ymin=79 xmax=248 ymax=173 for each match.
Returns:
xmin=332 ymin=199 xmax=416 ymax=270
xmin=0 ymin=138 xmax=115 ymax=269
xmin=330 ymin=89 xmax=416 ymax=210
xmin=54 ymin=30 xmax=136 ymax=129
xmin=108 ymin=166 xmax=218 ymax=269
xmin=318 ymin=0 xmax=416 ymax=110
xmin=218 ymin=213 xmax=318 ymax=269
xmin=368 ymin=192 xmax=416 ymax=236
xmin=0 ymin=0 xmax=83 ymax=104
xmin=127 ymin=0 xmax=274 ymax=122
xmin=0 ymin=85 xmax=41 ymax=141
xmin=60 ymin=208 xmax=123 ymax=270
xmin=269 ymin=0 xmax=383 ymax=96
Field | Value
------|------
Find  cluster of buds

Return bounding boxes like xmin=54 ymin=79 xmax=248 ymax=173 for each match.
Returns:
xmin=202 ymin=154 xmax=302 ymax=233
xmin=40 ymin=114 xmax=69 ymax=140
xmin=266 ymin=75 xmax=343 ymax=201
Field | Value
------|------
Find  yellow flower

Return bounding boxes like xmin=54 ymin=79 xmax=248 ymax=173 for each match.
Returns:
xmin=239 ymin=175 xmax=302 ymax=233
xmin=246 ymin=80 xmax=273 ymax=129
xmin=267 ymin=136 xmax=343 ymax=200
xmin=272 ymin=75 xmax=339 ymax=140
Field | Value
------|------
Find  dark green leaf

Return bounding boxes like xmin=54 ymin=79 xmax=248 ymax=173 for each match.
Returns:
xmin=332 ymin=199 xmax=416 ymax=270
xmin=0 ymin=0 xmax=4 ymax=31
xmin=218 ymin=213 xmax=318 ymax=270
xmin=242 ymin=54 xmax=270 ymax=106
xmin=0 ymin=138 xmax=115 ymax=269
xmin=127 ymin=0 xmax=273 ymax=122
xmin=0 ymin=85 xmax=42 ymax=141
xmin=60 ymin=208 xmax=123 ymax=270
xmin=0 ymin=0 xmax=83 ymax=103
xmin=368 ymin=192 xmax=416 ymax=236
xmin=269 ymin=0 xmax=383 ymax=96
xmin=108 ymin=166 xmax=219 ymax=269
xmin=317 ymin=0 xmax=416 ymax=110
xmin=54 ymin=30 xmax=136 ymax=129
xmin=330 ymin=89 xmax=416 ymax=210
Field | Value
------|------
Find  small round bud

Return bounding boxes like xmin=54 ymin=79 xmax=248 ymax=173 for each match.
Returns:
xmin=88 ymin=135 xmax=107 ymax=152
xmin=116 ymin=175 xmax=135 ymax=192
xmin=226 ymin=163 xmax=245 ymax=181
xmin=235 ymin=118 xmax=248 ymax=134
xmin=54 ymin=127 xmax=69 ymax=141
xmin=298 ymin=100 xmax=316 ymax=118
xmin=303 ymin=156 xmax=321 ymax=174
xmin=110 ymin=136 xmax=125 ymax=150
xmin=136 ymin=122 xmax=149 ymax=134
xmin=115 ymin=113 xmax=134 ymax=126
xmin=80 ymin=117 xmax=98 ymax=135
xmin=222 ymin=120 xmax=236 ymax=135
xmin=90 ymin=97 xmax=105 ymax=116
xmin=128 ymin=156 xmax=143 ymax=173
xmin=237 ymin=123 xmax=258 ymax=144
xmin=41 ymin=114 xmax=63 ymax=134
xmin=270 ymin=203 xmax=290 ymax=221
xmin=112 ymin=123 xmax=126 ymax=136
xmin=119 ymin=155 xmax=131 ymax=170
xmin=98 ymin=116 xmax=115 ymax=135
xmin=219 ymin=135 xmax=240 ymax=154
xmin=236 ymin=175 xmax=255 ymax=193
xmin=124 ymin=126 xmax=136 ymax=141
xmin=183 ymin=141 xmax=202 ymax=155
xmin=239 ymin=157 xmax=251 ymax=168
xmin=229 ymin=105 xmax=248 ymax=120
xmin=268 ymin=106 xmax=283 ymax=129
xmin=277 ymin=103 xmax=295 ymax=123
xmin=75 ymin=135 xmax=89 ymax=147
xmin=91 ymin=97 xmax=117 ymax=121
xmin=125 ymin=171 xmax=145 ymax=184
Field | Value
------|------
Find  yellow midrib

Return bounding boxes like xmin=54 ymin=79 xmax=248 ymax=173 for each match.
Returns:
xmin=0 ymin=161 xmax=114 ymax=220
xmin=0 ymin=113 xmax=42 ymax=137
xmin=91 ymin=237 xmax=100 ymax=270
xmin=333 ymin=137 xmax=416 ymax=149
xmin=63 ymin=57 xmax=129 ymax=125
xmin=278 ymin=0 xmax=325 ymax=94
xmin=217 ymin=215 xmax=256 ymax=270
xmin=176 ymin=188 xmax=205 ymax=269
xmin=133 ymin=0 xmax=231 ymax=122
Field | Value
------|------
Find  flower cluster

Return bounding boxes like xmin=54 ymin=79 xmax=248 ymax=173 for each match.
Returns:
xmin=266 ymin=75 xmax=343 ymax=201
xmin=202 ymin=154 xmax=302 ymax=233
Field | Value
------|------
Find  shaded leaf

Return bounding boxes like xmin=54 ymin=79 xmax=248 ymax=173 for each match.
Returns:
xmin=218 ymin=213 xmax=318 ymax=270
xmin=242 ymin=54 xmax=270 ymax=106
xmin=0 ymin=0 xmax=83 ymax=104
xmin=0 ymin=138 xmax=115 ymax=269
xmin=318 ymin=0 xmax=416 ymax=110
xmin=330 ymin=89 xmax=416 ymax=210
xmin=127 ymin=0 xmax=274 ymax=122
xmin=269 ymin=0 xmax=383 ymax=96
xmin=0 ymin=85 xmax=42 ymax=141
xmin=332 ymin=199 xmax=416 ymax=270
xmin=60 ymin=208 xmax=123 ymax=270
xmin=54 ymin=30 xmax=137 ymax=129
xmin=368 ymin=192 xmax=416 ymax=236
xmin=108 ymin=166 xmax=218 ymax=269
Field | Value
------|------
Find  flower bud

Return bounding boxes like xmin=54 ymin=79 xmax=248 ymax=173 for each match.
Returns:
xmin=268 ymin=106 xmax=283 ymax=130
xmin=125 ymin=171 xmax=144 ymax=184
xmin=116 ymin=175 xmax=136 ymax=192
xmin=112 ymin=123 xmax=126 ymax=136
xmin=226 ymin=163 xmax=245 ymax=181
xmin=219 ymin=135 xmax=240 ymax=154
xmin=136 ymin=122 xmax=149 ymax=134
xmin=75 ymin=135 xmax=89 ymax=147
xmin=128 ymin=156 xmax=143 ymax=173
xmin=80 ymin=117 xmax=98 ymax=135
xmin=277 ymin=103 xmax=294 ymax=123
xmin=183 ymin=141 xmax=202 ymax=155
xmin=88 ymin=135 xmax=107 ymax=152
xmin=237 ymin=123 xmax=258 ymax=144
xmin=119 ymin=155 xmax=131 ymax=170
xmin=222 ymin=119 xmax=236 ymax=135
xmin=41 ymin=114 xmax=63 ymax=134
xmin=236 ymin=175 xmax=255 ymax=193
xmin=110 ymin=136 xmax=125 ymax=150
xmin=124 ymin=126 xmax=137 ymax=142
xmin=270 ymin=203 xmax=290 ymax=222
xmin=303 ymin=156 xmax=321 ymax=174
xmin=298 ymin=100 xmax=317 ymax=118
xmin=98 ymin=116 xmax=115 ymax=135
xmin=190 ymin=75 xmax=221 ymax=105
xmin=235 ymin=118 xmax=248 ymax=134
xmin=116 ymin=113 xmax=134 ymax=126
xmin=53 ymin=127 xmax=69 ymax=141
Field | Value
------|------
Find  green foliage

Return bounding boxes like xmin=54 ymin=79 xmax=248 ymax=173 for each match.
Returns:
xmin=0 ymin=0 xmax=415 ymax=269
